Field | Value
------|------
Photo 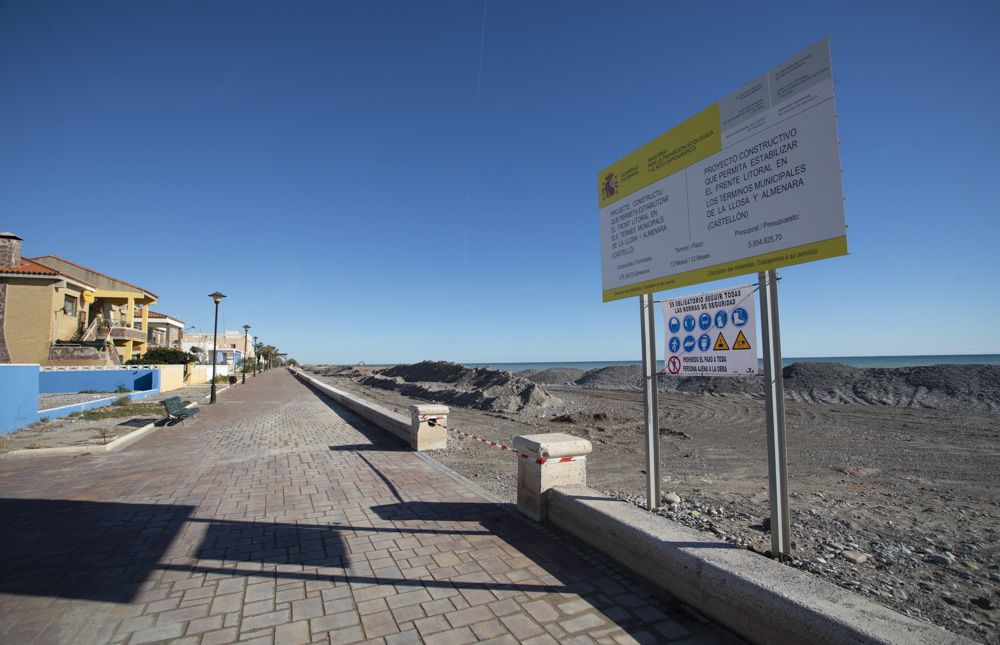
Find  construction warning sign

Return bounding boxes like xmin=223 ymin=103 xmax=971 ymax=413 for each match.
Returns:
xmin=662 ymin=284 xmax=758 ymax=376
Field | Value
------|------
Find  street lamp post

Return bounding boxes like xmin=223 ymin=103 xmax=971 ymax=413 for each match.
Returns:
xmin=253 ymin=336 xmax=258 ymax=376
xmin=209 ymin=292 xmax=226 ymax=403
xmin=242 ymin=324 xmax=251 ymax=385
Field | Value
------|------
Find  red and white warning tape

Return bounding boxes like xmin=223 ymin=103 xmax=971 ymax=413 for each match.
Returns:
xmin=443 ymin=426 xmax=513 ymax=453
xmin=443 ymin=425 xmax=585 ymax=465
xmin=519 ymin=454 xmax=585 ymax=465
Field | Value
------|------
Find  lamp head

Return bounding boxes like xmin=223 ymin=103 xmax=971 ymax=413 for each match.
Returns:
xmin=209 ymin=291 xmax=226 ymax=304
xmin=242 ymin=324 xmax=251 ymax=331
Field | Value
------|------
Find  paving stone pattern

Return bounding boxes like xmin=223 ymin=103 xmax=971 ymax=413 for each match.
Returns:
xmin=0 ymin=370 xmax=741 ymax=644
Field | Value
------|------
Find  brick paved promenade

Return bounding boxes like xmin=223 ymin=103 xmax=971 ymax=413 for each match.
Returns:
xmin=0 ymin=370 xmax=740 ymax=644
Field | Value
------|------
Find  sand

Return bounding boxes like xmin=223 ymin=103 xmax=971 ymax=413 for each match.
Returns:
xmin=304 ymin=361 xmax=1000 ymax=641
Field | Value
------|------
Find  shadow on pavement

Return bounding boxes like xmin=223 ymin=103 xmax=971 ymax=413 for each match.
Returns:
xmin=0 ymin=498 xmax=194 ymax=603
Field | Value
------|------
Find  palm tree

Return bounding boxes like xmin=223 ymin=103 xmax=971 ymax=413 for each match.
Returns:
xmin=255 ymin=343 xmax=280 ymax=370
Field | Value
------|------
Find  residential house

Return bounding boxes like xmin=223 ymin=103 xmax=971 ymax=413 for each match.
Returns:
xmin=0 ymin=233 xmax=101 ymax=364
xmin=31 ymin=254 xmax=158 ymax=364
xmin=136 ymin=309 xmax=185 ymax=349
xmin=0 ymin=233 xmax=160 ymax=365
xmin=182 ymin=331 xmax=254 ymax=367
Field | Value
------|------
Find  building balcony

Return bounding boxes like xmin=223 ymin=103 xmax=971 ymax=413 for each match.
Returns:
xmin=103 ymin=324 xmax=146 ymax=342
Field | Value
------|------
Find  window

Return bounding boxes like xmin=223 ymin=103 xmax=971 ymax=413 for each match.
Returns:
xmin=63 ymin=295 xmax=78 ymax=316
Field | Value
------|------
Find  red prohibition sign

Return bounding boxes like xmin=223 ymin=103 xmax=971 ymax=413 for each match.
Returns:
xmin=667 ymin=355 xmax=681 ymax=375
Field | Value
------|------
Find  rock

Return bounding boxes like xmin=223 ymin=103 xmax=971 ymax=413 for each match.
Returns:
xmin=927 ymin=553 xmax=956 ymax=567
xmin=841 ymin=550 xmax=868 ymax=564
xmin=893 ymin=588 xmax=908 ymax=601
xmin=762 ymin=517 xmax=771 ymax=529
xmin=690 ymin=510 xmax=702 ymax=519
xmin=971 ymin=597 xmax=994 ymax=610
xmin=662 ymin=492 xmax=681 ymax=505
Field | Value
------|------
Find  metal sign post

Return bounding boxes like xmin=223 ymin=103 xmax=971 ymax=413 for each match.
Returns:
xmin=640 ymin=293 xmax=662 ymax=510
xmin=758 ymin=270 xmax=791 ymax=559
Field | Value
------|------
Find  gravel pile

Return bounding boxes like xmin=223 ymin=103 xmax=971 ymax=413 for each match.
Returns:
xmin=359 ymin=361 xmax=558 ymax=414
xmin=530 ymin=362 xmax=1000 ymax=413
xmin=783 ymin=363 xmax=1000 ymax=414
xmin=308 ymin=364 xmax=364 ymax=378
xmin=574 ymin=365 xmax=645 ymax=391
xmin=521 ymin=367 xmax=586 ymax=385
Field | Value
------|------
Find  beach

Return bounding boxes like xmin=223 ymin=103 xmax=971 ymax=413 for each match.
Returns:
xmin=303 ymin=361 xmax=1000 ymax=642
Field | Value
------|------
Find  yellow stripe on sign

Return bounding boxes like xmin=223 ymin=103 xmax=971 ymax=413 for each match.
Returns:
xmin=598 ymin=103 xmax=722 ymax=209
xmin=602 ymin=236 xmax=848 ymax=302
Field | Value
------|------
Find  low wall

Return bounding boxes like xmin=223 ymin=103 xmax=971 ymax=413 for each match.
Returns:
xmin=39 ymin=368 xmax=160 ymax=394
xmin=158 ymin=365 xmax=184 ymax=392
xmin=546 ymin=486 xmax=969 ymax=645
xmin=186 ymin=364 xmax=230 ymax=384
xmin=291 ymin=369 xmax=411 ymax=443
xmin=0 ymin=365 xmax=41 ymax=434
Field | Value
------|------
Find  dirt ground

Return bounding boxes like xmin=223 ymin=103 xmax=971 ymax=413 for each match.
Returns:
xmin=1 ymin=386 xmax=211 ymax=453
xmin=306 ymin=367 xmax=1000 ymax=643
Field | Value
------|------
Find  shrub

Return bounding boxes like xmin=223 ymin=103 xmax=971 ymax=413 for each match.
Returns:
xmin=113 ymin=395 xmax=130 ymax=406
xmin=127 ymin=348 xmax=199 ymax=365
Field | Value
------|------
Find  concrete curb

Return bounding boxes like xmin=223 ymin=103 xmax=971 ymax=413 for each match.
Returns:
xmin=2 ymin=398 xmax=201 ymax=459
xmin=289 ymin=368 xmax=411 ymax=443
xmin=202 ymin=384 xmax=230 ymax=401
xmin=547 ymin=486 xmax=974 ymax=645
xmin=3 ymin=420 xmax=159 ymax=458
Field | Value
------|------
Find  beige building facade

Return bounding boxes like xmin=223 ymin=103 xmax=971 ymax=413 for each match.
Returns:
xmin=0 ymin=233 xmax=159 ymax=365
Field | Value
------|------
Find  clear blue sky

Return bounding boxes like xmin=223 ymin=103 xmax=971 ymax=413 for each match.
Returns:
xmin=3 ymin=1 xmax=998 ymax=363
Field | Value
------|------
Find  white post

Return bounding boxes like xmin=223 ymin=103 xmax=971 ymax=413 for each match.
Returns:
xmin=640 ymin=293 xmax=661 ymax=510
xmin=514 ymin=433 xmax=593 ymax=521
xmin=759 ymin=269 xmax=791 ymax=559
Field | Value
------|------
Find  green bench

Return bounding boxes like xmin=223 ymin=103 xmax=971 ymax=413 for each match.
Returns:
xmin=161 ymin=396 xmax=200 ymax=424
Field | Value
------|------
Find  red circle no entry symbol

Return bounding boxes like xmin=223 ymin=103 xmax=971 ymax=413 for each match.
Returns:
xmin=667 ymin=355 xmax=681 ymax=375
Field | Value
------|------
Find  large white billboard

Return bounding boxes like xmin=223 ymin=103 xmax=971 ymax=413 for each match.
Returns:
xmin=598 ymin=39 xmax=847 ymax=302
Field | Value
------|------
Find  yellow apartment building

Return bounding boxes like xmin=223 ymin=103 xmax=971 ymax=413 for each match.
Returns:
xmin=0 ymin=233 xmax=159 ymax=365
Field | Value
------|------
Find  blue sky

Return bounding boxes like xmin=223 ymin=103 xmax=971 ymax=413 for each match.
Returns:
xmin=2 ymin=1 xmax=998 ymax=363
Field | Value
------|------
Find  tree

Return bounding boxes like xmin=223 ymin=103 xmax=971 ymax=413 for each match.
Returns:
xmin=255 ymin=344 xmax=279 ymax=369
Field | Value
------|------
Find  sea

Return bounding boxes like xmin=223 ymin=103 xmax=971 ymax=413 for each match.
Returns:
xmin=464 ymin=354 xmax=1000 ymax=373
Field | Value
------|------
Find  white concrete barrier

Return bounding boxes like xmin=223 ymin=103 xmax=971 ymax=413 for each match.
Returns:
xmin=543 ymin=486 xmax=971 ymax=645
xmin=289 ymin=368 xmax=447 ymax=451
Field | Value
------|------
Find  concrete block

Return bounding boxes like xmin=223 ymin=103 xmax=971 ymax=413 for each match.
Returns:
xmin=409 ymin=405 xmax=448 ymax=451
xmin=514 ymin=433 xmax=592 ymax=521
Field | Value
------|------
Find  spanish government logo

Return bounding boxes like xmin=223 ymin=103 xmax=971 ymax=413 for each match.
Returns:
xmin=601 ymin=172 xmax=619 ymax=200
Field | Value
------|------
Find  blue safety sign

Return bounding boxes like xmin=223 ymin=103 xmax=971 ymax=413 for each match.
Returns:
xmin=732 ymin=307 xmax=748 ymax=327
xmin=662 ymin=284 xmax=758 ymax=377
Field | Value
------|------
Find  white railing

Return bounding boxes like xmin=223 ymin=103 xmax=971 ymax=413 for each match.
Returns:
xmin=41 ymin=365 xmax=162 ymax=371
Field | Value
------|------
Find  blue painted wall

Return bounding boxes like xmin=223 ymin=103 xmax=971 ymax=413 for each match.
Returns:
xmin=0 ymin=365 xmax=40 ymax=433
xmin=38 ymin=369 xmax=160 ymax=394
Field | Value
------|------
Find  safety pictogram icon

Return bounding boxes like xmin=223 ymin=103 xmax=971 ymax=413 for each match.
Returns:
xmin=713 ymin=333 xmax=730 ymax=351
xmin=733 ymin=330 xmax=752 ymax=350
xmin=667 ymin=355 xmax=682 ymax=374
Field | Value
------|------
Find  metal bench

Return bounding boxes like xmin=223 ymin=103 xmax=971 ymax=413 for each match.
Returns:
xmin=161 ymin=396 xmax=200 ymax=424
